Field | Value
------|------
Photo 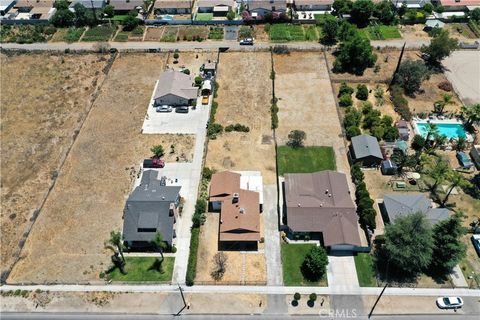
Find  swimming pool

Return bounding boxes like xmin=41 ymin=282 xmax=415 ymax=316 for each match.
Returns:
xmin=162 ymin=15 xmax=174 ymax=20
xmin=414 ymin=121 xmax=467 ymax=140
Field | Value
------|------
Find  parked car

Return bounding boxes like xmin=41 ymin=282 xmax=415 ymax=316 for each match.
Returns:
xmin=143 ymin=158 xmax=165 ymax=168
xmin=176 ymin=106 xmax=189 ymax=113
xmin=472 ymin=234 xmax=480 ymax=257
xmin=240 ymin=38 xmax=254 ymax=45
xmin=156 ymin=105 xmax=172 ymax=112
xmin=202 ymin=96 xmax=209 ymax=105
xmin=436 ymin=297 xmax=463 ymax=309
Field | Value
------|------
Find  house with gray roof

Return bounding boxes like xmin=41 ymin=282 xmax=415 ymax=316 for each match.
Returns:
xmin=380 ymin=193 xmax=449 ymax=225
xmin=123 ymin=170 xmax=181 ymax=247
xmin=284 ymin=170 xmax=361 ymax=252
xmin=154 ymin=70 xmax=198 ymax=107
xmin=349 ymin=134 xmax=383 ymax=167
xmin=69 ymin=0 xmax=106 ymax=9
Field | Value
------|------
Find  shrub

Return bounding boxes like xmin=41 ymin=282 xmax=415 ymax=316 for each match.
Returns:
xmin=309 ymin=293 xmax=317 ymax=302
xmin=186 ymin=228 xmax=200 ymax=286
xmin=356 ymin=84 xmax=369 ymax=100
xmin=271 ymin=103 xmax=279 ymax=129
xmin=294 ymin=292 xmax=301 ymax=301
xmin=194 ymin=76 xmax=203 ymax=87
xmin=207 ymin=123 xmax=223 ymax=138
xmin=339 ymin=93 xmax=353 ymax=107
xmin=225 ymin=123 xmax=250 ymax=132
xmin=302 ymin=246 xmax=328 ymax=281
xmin=344 ymin=108 xmax=362 ymax=128
xmin=272 ymin=45 xmax=290 ymax=54
xmin=338 ymin=82 xmax=354 ymax=97
xmin=438 ymin=81 xmax=453 ymax=92
xmin=390 ymin=85 xmax=411 ymax=121
xmin=346 ymin=125 xmax=361 ymax=139
xmin=171 ymin=245 xmax=177 ymax=253
xmin=173 ymin=52 xmax=179 ymax=59
xmin=202 ymin=167 xmax=214 ymax=180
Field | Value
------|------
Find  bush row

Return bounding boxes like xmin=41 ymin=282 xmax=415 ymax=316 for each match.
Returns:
xmin=225 ymin=123 xmax=250 ymax=132
xmin=390 ymin=84 xmax=412 ymax=121
xmin=351 ymin=163 xmax=376 ymax=232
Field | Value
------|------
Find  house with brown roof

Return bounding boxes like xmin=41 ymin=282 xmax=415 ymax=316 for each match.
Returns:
xmin=153 ymin=70 xmax=198 ymax=107
xmin=154 ymin=0 xmax=192 ymax=14
xmin=284 ymin=170 xmax=361 ymax=252
xmin=209 ymin=171 xmax=261 ymax=249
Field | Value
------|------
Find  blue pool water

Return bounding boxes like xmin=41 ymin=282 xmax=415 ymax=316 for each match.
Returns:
xmin=162 ymin=15 xmax=173 ymax=20
xmin=416 ymin=122 xmax=467 ymax=139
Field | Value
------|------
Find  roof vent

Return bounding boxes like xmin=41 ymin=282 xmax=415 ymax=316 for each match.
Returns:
xmin=297 ymin=203 xmax=301 ymax=207
xmin=325 ymin=189 xmax=329 ymax=194
xmin=328 ymin=193 xmax=332 ymax=197
xmin=239 ymin=208 xmax=245 ymax=214
xmin=232 ymin=192 xmax=240 ymax=204
xmin=220 ymin=219 xmax=223 ymax=224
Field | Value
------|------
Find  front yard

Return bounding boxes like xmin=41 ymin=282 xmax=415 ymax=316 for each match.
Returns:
xmin=354 ymin=253 xmax=377 ymax=287
xmin=107 ymin=257 xmax=175 ymax=282
xmin=281 ymin=243 xmax=327 ymax=286
xmin=277 ymin=146 xmax=336 ymax=176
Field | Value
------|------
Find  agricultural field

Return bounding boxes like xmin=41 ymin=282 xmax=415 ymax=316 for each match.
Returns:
xmin=269 ymin=24 xmax=306 ymax=42
xmin=160 ymin=27 xmax=179 ymax=42
xmin=206 ymin=52 xmax=276 ymax=184
xmin=358 ymin=25 xmax=401 ymax=40
xmin=82 ymin=25 xmax=116 ymax=42
xmin=208 ymin=27 xmax=224 ymax=40
xmin=0 ymin=25 xmax=56 ymax=43
xmin=7 ymin=53 xmax=195 ymax=283
xmin=178 ymin=26 xmax=209 ymax=41
xmin=0 ymin=52 xmax=109 ymax=279
xmin=50 ymin=27 xmax=86 ymax=43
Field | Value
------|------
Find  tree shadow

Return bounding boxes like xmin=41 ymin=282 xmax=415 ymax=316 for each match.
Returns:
xmin=307 ymin=300 xmax=315 ymax=308
xmin=148 ymin=258 xmax=164 ymax=273
xmin=291 ymin=300 xmax=298 ymax=307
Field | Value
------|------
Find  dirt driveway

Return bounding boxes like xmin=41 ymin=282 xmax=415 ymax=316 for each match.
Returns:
xmin=443 ymin=50 xmax=480 ymax=105
xmin=8 ymin=53 xmax=195 ymax=283
xmin=0 ymin=52 xmax=109 ymax=278
xmin=206 ymin=52 xmax=276 ymax=184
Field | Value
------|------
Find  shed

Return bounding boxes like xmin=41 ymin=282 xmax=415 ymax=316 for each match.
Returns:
xmin=349 ymin=134 xmax=383 ymax=167
xmin=381 ymin=160 xmax=397 ymax=175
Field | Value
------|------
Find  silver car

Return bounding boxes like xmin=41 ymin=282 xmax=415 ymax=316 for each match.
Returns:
xmin=156 ymin=105 xmax=172 ymax=112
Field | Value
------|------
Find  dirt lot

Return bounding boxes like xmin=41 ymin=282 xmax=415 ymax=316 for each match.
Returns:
xmin=0 ymin=52 xmax=109 ymax=278
xmin=326 ymin=48 xmax=402 ymax=82
xmin=7 ymin=53 xmax=195 ymax=283
xmin=398 ymin=24 xmax=430 ymax=42
xmin=195 ymin=213 xmax=266 ymax=284
xmin=206 ymin=52 xmax=276 ymax=184
xmin=165 ymin=50 xmax=217 ymax=78
xmin=144 ymin=27 xmax=164 ymax=41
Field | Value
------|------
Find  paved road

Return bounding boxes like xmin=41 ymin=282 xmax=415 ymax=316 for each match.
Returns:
xmin=2 ymin=313 xmax=479 ymax=320
xmin=263 ymin=185 xmax=283 ymax=286
xmin=0 ymin=39 xmax=432 ymax=52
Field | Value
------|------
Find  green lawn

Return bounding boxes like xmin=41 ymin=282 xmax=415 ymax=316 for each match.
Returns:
xmin=196 ymin=13 xmax=213 ymax=21
xmin=269 ymin=24 xmax=305 ymax=42
xmin=281 ymin=243 xmax=327 ymax=286
xmin=277 ymin=146 xmax=336 ymax=176
xmin=82 ymin=25 xmax=116 ymax=42
xmin=107 ymin=257 xmax=174 ymax=282
xmin=64 ymin=27 xmax=85 ymax=42
xmin=354 ymin=253 xmax=377 ymax=287
xmin=360 ymin=25 xmax=401 ymax=40
xmin=111 ymin=15 xmax=129 ymax=21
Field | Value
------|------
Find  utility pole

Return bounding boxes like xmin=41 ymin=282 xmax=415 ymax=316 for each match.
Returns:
xmin=174 ymin=283 xmax=187 ymax=316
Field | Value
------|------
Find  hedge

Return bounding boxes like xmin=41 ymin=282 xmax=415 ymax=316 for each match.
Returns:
xmin=185 ymin=227 xmax=200 ymax=286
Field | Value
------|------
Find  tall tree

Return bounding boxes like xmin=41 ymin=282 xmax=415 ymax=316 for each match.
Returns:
xmin=441 ymin=171 xmax=472 ymax=207
xmin=391 ymin=149 xmax=417 ymax=175
xmin=382 ymin=212 xmax=433 ymax=277
xmin=105 ymin=231 xmax=125 ymax=263
xmin=151 ymin=232 xmax=168 ymax=272
xmin=424 ymin=123 xmax=438 ymax=143
xmin=421 ymin=29 xmax=458 ymax=65
xmin=321 ymin=14 xmax=339 ymax=44
xmin=351 ymin=0 xmax=374 ymax=27
xmin=333 ymin=33 xmax=377 ymax=75
xmin=434 ymin=93 xmax=453 ymax=115
xmin=301 ymin=246 xmax=329 ymax=281
xmin=424 ymin=157 xmax=450 ymax=192
xmin=373 ymin=0 xmax=396 ymax=25
xmin=394 ymin=60 xmax=430 ymax=96
xmin=332 ymin=0 xmax=353 ymax=16
xmin=429 ymin=213 xmax=466 ymax=274
xmin=288 ymin=130 xmax=307 ymax=148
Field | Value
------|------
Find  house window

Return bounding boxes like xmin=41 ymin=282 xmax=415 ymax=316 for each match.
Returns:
xmin=137 ymin=228 xmax=157 ymax=232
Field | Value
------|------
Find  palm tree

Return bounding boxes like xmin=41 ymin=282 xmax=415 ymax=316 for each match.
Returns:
xmin=441 ymin=171 xmax=472 ymax=207
xmin=151 ymin=232 xmax=168 ymax=272
xmin=425 ymin=158 xmax=450 ymax=193
xmin=455 ymin=137 xmax=467 ymax=152
xmin=105 ymin=231 xmax=125 ymax=263
xmin=434 ymin=93 xmax=453 ymax=115
xmin=424 ymin=123 xmax=438 ymax=148
xmin=461 ymin=104 xmax=480 ymax=127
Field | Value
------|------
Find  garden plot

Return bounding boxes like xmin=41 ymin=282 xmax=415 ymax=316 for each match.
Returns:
xmin=7 ymin=53 xmax=195 ymax=283
xmin=206 ymin=52 xmax=276 ymax=184
xmin=0 ymin=52 xmax=109 ymax=278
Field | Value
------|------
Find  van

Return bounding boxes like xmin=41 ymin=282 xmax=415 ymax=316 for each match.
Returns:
xmin=176 ymin=106 xmax=189 ymax=113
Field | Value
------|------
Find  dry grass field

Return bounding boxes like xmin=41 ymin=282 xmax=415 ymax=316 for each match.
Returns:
xmin=206 ymin=52 xmax=276 ymax=184
xmin=7 ymin=53 xmax=195 ymax=283
xmin=195 ymin=213 xmax=266 ymax=284
xmin=0 ymin=52 xmax=109 ymax=279
xmin=165 ymin=51 xmax=218 ymax=78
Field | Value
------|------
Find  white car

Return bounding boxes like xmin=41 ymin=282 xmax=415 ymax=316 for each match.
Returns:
xmin=156 ymin=105 xmax=172 ymax=112
xmin=436 ymin=297 xmax=464 ymax=309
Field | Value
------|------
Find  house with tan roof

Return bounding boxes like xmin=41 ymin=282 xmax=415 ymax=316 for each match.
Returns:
xmin=154 ymin=0 xmax=192 ymax=14
xmin=196 ymin=0 xmax=235 ymax=16
xmin=153 ymin=70 xmax=198 ymax=107
xmin=209 ymin=171 xmax=262 ymax=249
xmin=108 ymin=0 xmax=146 ymax=14
xmin=294 ymin=0 xmax=333 ymax=11
xmin=284 ymin=170 xmax=361 ymax=252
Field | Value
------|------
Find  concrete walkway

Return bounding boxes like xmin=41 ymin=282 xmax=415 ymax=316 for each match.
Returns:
xmin=451 ymin=265 xmax=469 ymax=288
xmin=327 ymin=256 xmax=360 ymax=288
xmin=263 ymin=185 xmax=283 ymax=286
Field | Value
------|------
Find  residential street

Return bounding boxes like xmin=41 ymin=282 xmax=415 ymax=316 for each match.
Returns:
xmin=0 ymin=39 xmax=432 ymax=52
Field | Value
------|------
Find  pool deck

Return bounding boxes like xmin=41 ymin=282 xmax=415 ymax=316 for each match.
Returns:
xmin=412 ymin=118 xmax=473 ymax=142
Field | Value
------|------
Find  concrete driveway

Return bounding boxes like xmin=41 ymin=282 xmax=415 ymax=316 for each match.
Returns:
xmin=263 ymin=185 xmax=283 ymax=286
xmin=327 ymin=255 xmax=359 ymax=288
xmin=443 ymin=51 xmax=480 ymax=105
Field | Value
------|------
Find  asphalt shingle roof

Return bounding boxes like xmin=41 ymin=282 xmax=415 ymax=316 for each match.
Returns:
xmin=383 ymin=193 xmax=449 ymax=225
xmin=351 ymin=134 xmax=383 ymax=160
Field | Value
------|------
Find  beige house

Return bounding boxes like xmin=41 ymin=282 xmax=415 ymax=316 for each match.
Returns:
xmin=154 ymin=70 xmax=198 ymax=107
xmin=154 ymin=0 xmax=192 ymax=14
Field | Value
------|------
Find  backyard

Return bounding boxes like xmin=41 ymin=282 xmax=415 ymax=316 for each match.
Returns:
xmin=358 ymin=25 xmax=401 ymax=40
xmin=277 ymin=146 xmax=336 ymax=176
xmin=269 ymin=24 xmax=322 ymax=42
xmin=7 ymin=53 xmax=195 ymax=283
xmin=107 ymin=257 xmax=174 ymax=282
xmin=82 ymin=25 xmax=116 ymax=42
xmin=281 ymin=243 xmax=327 ymax=286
